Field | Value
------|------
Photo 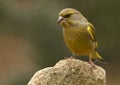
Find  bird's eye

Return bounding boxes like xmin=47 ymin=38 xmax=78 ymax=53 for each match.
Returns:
xmin=63 ymin=14 xmax=71 ymax=18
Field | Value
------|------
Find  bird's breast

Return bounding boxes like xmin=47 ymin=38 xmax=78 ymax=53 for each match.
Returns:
xmin=63 ymin=28 xmax=94 ymax=55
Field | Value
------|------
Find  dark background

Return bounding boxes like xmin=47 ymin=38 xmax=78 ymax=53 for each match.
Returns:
xmin=0 ymin=0 xmax=119 ymax=85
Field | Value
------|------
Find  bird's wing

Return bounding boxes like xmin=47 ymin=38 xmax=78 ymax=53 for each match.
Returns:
xmin=87 ymin=24 xmax=98 ymax=48
xmin=87 ymin=24 xmax=96 ymax=41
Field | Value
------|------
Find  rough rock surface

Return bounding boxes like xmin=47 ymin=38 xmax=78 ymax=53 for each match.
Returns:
xmin=28 ymin=59 xmax=106 ymax=85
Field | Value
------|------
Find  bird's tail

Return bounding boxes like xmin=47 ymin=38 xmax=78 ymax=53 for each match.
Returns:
xmin=91 ymin=51 xmax=106 ymax=64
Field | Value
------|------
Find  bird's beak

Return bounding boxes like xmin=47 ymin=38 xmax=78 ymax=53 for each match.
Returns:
xmin=57 ymin=16 xmax=64 ymax=23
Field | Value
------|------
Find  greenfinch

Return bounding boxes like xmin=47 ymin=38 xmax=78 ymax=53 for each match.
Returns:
xmin=57 ymin=8 xmax=103 ymax=65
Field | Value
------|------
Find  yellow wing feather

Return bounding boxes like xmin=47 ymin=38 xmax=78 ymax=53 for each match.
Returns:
xmin=87 ymin=24 xmax=96 ymax=41
xmin=87 ymin=24 xmax=98 ymax=48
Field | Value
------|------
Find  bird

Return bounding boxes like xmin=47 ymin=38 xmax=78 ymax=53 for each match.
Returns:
xmin=57 ymin=8 xmax=104 ymax=65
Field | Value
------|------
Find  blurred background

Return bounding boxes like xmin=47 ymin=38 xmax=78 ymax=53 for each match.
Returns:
xmin=0 ymin=0 xmax=119 ymax=85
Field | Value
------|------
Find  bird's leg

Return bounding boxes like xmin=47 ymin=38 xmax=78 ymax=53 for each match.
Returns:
xmin=88 ymin=58 xmax=96 ymax=67
xmin=70 ymin=53 xmax=76 ymax=59
xmin=88 ymin=58 xmax=96 ymax=74
xmin=64 ymin=53 xmax=76 ymax=59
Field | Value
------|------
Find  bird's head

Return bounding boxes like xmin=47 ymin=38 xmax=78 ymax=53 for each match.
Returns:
xmin=57 ymin=8 xmax=88 ymax=28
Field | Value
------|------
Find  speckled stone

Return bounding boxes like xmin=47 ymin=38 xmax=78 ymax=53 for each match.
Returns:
xmin=28 ymin=59 xmax=106 ymax=85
